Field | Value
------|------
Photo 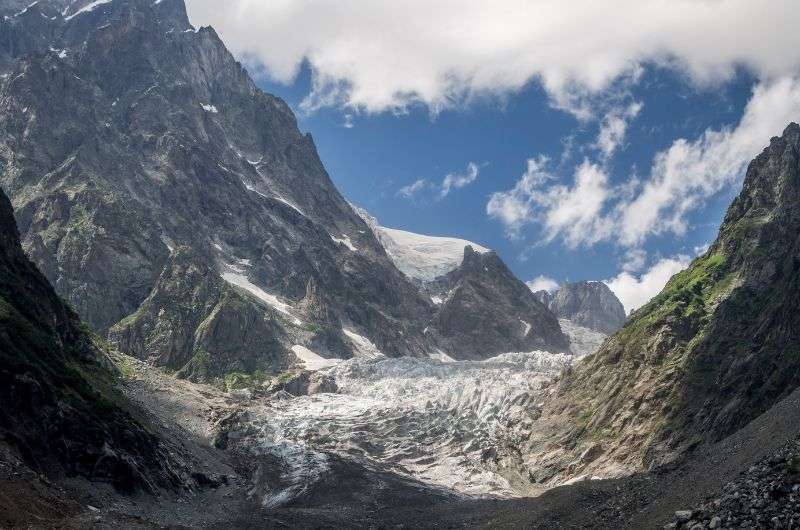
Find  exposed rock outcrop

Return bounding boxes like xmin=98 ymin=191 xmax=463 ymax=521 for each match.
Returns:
xmin=522 ymin=123 xmax=800 ymax=486
xmin=424 ymin=247 xmax=569 ymax=360
xmin=0 ymin=186 xmax=185 ymax=493
xmin=536 ymin=281 xmax=627 ymax=334
xmin=0 ymin=0 xmax=433 ymax=379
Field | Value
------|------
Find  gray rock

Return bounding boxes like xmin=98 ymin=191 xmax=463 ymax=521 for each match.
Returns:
xmin=541 ymin=281 xmax=627 ymax=334
xmin=424 ymin=246 xmax=569 ymax=360
xmin=0 ymin=186 xmax=186 ymax=493
xmin=0 ymin=0 xmax=434 ymax=380
xmin=522 ymin=123 xmax=800 ymax=484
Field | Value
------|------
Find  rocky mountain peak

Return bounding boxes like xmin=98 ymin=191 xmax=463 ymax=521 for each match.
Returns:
xmin=537 ymin=281 xmax=627 ymax=334
xmin=424 ymin=245 xmax=569 ymax=359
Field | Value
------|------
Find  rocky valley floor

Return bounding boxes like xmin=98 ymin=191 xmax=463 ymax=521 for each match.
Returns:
xmin=4 ymin=350 xmax=800 ymax=529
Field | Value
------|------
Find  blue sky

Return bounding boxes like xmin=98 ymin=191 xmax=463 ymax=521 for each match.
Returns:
xmin=255 ymin=64 xmax=750 ymax=287
xmin=186 ymin=0 xmax=800 ymax=311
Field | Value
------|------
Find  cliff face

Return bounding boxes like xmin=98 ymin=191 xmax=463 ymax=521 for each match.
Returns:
xmin=0 ymin=0 xmax=574 ymax=377
xmin=522 ymin=123 xmax=800 ymax=485
xmin=544 ymin=281 xmax=627 ymax=334
xmin=424 ymin=247 xmax=569 ymax=360
xmin=0 ymin=186 xmax=184 ymax=492
xmin=0 ymin=0 xmax=435 ymax=378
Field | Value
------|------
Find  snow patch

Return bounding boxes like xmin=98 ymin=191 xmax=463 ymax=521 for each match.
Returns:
xmin=273 ymin=196 xmax=304 ymax=215
xmin=201 ymin=103 xmax=218 ymax=114
xmin=520 ymin=320 xmax=531 ymax=336
xmin=160 ymin=235 xmax=175 ymax=253
xmin=430 ymin=349 xmax=456 ymax=363
xmin=291 ymin=345 xmax=342 ymax=371
xmin=49 ymin=47 xmax=68 ymax=59
xmin=220 ymin=271 xmax=302 ymax=326
xmin=353 ymin=206 xmax=490 ymax=282
xmin=342 ymin=329 xmax=384 ymax=358
xmin=64 ymin=0 xmax=113 ymax=21
xmin=331 ymin=235 xmax=357 ymax=252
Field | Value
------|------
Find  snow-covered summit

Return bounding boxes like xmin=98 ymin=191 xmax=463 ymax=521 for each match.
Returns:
xmin=354 ymin=206 xmax=490 ymax=282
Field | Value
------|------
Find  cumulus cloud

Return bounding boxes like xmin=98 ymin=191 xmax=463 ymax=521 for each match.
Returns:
xmin=488 ymin=78 xmax=800 ymax=248
xmin=605 ymin=255 xmax=691 ymax=314
xmin=487 ymin=157 xmax=613 ymax=243
xmin=595 ymin=102 xmax=643 ymax=159
xmin=185 ymin=0 xmax=800 ymax=116
xmin=526 ymin=275 xmax=560 ymax=294
xmin=618 ymin=78 xmax=800 ymax=245
xmin=440 ymin=162 xmax=479 ymax=198
xmin=397 ymin=179 xmax=429 ymax=199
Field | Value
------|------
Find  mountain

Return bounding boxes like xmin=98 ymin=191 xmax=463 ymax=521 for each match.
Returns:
xmin=0 ymin=0 xmax=437 ymax=378
xmin=0 ymin=0 xmax=571 ymax=377
xmin=0 ymin=185 xmax=184 ymax=493
xmin=423 ymin=246 xmax=569 ymax=359
xmin=521 ymin=122 xmax=800 ymax=485
xmin=535 ymin=281 xmax=627 ymax=334
xmin=355 ymin=206 xmax=491 ymax=283
xmin=357 ymin=208 xmax=569 ymax=359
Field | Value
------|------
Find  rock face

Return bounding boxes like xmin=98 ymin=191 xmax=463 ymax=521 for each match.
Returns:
xmin=0 ymin=0 xmax=571 ymax=377
xmin=424 ymin=247 xmax=569 ymax=360
xmin=0 ymin=0 xmax=436 ymax=379
xmin=522 ymin=123 xmax=800 ymax=485
xmin=356 ymin=208 xmax=570 ymax=359
xmin=536 ymin=281 xmax=627 ymax=334
xmin=0 ymin=186 xmax=183 ymax=492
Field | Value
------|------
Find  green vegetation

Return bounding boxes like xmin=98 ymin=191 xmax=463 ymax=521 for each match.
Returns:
xmin=616 ymin=252 xmax=730 ymax=352
xmin=219 ymin=369 xmax=295 ymax=391
xmin=223 ymin=369 xmax=269 ymax=391
xmin=302 ymin=322 xmax=322 ymax=333
xmin=115 ymin=355 xmax=138 ymax=380
xmin=175 ymin=349 xmax=212 ymax=381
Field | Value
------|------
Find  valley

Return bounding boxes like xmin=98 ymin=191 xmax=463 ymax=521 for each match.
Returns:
xmin=1 ymin=1 xmax=800 ymax=529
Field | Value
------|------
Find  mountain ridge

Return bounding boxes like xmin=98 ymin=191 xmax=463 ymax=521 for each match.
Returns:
xmin=518 ymin=122 xmax=800 ymax=486
xmin=0 ymin=184 xmax=188 ymax=494
xmin=0 ymin=0 xmax=572 ymax=378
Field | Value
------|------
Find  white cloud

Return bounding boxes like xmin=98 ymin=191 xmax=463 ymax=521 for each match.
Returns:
xmin=693 ymin=243 xmax=711 ymax=256
xmin=618 ymin=77 xmax=800 ymax=246
xmin=595 ymin=101 xmax=642 ymax=159
xmin=488 ymin=78 xmax=800 ymax=248
xmin=440 ymin=162 xmax=479 ymax=198
xmin=487 ymin=157 xmax=614 ymax=244
xmin=526 ymin=275 xmax=560 ymax=294
xmin=621 ymin=248 xmax=647 ymax=273
xmin=399 ymin=163 xmax=480 ymax=201
xmin=486 ymin=156 xmax=551 ymax=238
xmin=605 ymin=255 xmax=691 ymax=314
xmin=185 ymin=0 xmax=800 ymax=116
xmin=397 ymin=179 xmax=428 ymax=199
xmin=539 ymin=161 xmax=614 ymax=247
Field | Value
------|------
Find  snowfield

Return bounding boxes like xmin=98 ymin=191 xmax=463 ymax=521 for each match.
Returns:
xmin=353 ymin=205 xmax=490 ymax=282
